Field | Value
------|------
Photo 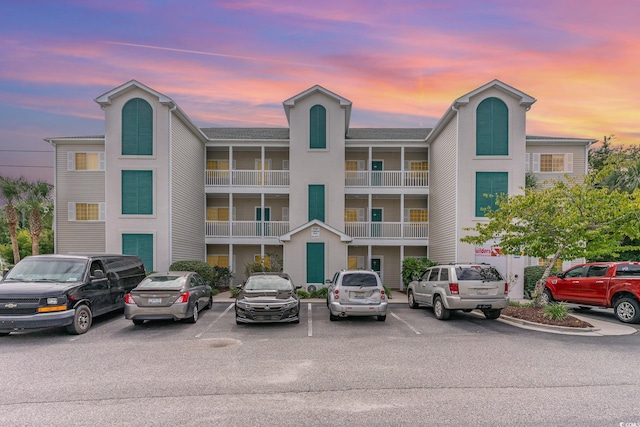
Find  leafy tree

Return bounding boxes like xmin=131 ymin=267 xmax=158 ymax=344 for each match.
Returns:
xmin=0 ymin=176 xmax=26 ymax=263
xmin=20 ymin=179 xmax=53 ymax=255
xmin=460 ymin=175 xmax=640 ymax=306
xmin=401 ymin=257 xmax=436 ymax=287
xmin=0 ymin=229 xmax=33 ymax=262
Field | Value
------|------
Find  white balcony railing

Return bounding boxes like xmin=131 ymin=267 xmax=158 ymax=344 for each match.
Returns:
xmin=344 ymin=222 xmax=428 ymax=239
xmin=206 ymin=170 xmax=290 ymax=187
xmin=206 ymin=221 xmax=290 ymax=237
xmin=206 ymin=220 xmax=427 ymax=239
xmin=345 ymin=171 xmax=428 ymax=187
xmin=206 ymin=170 xmax=427 ymax=187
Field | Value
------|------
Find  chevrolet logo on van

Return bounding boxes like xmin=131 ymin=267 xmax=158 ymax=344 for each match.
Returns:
xmin=4 ymin=303 xmax=17 ymax=308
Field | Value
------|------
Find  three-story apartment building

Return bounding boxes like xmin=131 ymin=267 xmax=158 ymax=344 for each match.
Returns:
xmin=46 ymin=79 xmax=593 ymax=297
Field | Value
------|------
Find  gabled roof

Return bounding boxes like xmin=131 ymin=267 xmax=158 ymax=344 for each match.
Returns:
xmin=453 ymin=79 xmax=536 ymax=108
xmin=279 ymin=219 xmax=352 ymax=242
xmin=282 ymin=85 xmax=352 ymax=133
xmin=426 ymin=79 xmax=537 ymax=144
xmin=94 ymin=80 xmax=174 ymax=106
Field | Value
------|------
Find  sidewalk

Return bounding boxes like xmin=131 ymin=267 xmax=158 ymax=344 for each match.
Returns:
xmin=214 ymin=290 xmax=637 ymax=336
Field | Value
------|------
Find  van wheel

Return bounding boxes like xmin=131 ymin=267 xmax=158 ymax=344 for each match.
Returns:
xmin=66 ymin=305 xmax=92 ymax=335
xmin=483 ymin=309 xmax=502 ymax=320
xmin=408 ymin=291 xmax=419 ymax=309
xmin=377 ymin=315 xmax=386 ymax=322
xmin=187 ymin=303 xmax=198 ymax=323
xmin=206 ymin=296 xmax=213 ymax=310
xmin=329 ymin=311 xmax=339 ymax=321
xmin=132 ymin=319 xmax=144 ymax=326
xmin=614 ymin=297 xmax=640 ymax=323
xmin=0 ymin=332 xmax=10 ymax=336
xmin=433 ymin=296 xmax=450 ymax=320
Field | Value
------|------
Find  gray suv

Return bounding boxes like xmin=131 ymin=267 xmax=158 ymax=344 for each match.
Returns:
xmin=327 ymin=270 xmax=388 ymax=321
xmin=407 ymin=263 xmax=508 ymax=320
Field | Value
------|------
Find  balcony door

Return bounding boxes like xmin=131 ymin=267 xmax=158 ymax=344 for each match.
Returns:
xmin=256 ymin=207 xmax=270 ymax=236
xmin=372 ymin=161 xmax=383 ymax=186
xmin=371 ymin=208 xmax=382 ymax=237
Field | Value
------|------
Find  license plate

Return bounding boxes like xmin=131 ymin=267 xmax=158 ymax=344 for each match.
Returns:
xmin=477 ymin=304 xmax=492 ymax=309
xmin=148 ymin=298 xmax=162 ymax=304
xmin=478 ymin=289 xmax=488 ymax=295
xmin=351 ymin=292 xmax=365 ymax=299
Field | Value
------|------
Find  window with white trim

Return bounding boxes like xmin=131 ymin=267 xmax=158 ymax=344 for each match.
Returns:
xmin=344 ymin=208 xmax=364 ymax=222
xmin=533 ymin=153 xmax=573 ymax=173
xmin=67 ymin=152 xmax=105 ymax=171
xmin=68 ymin=202 xmax=105 ymax=221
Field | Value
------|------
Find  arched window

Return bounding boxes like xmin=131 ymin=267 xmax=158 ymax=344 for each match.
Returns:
xmin=309 ymin=105 xmax=326 ymax=149
xmin=476 ymin=97 xmax=508 ymax=156
xmin=122 ymin=98 xmax=153 ymax=155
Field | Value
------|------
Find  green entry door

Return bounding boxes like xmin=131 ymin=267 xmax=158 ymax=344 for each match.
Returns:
xmin=306 ymin=242 xmax=325 ymax=284
xmin=371 ymin=208 xmax=382 ymax=237
xmin=372 ymin=161 xmax=383 ymax=186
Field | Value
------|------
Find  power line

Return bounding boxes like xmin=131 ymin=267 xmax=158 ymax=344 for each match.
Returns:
xmin=0 ymin=149 xmax=54 ymax=153
xmin=0 ymin=165 xmax=54 ymax=168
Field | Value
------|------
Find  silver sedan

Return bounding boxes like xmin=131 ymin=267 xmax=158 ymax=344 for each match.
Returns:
xmin=124 ymin=271 xmax=212 ymax=325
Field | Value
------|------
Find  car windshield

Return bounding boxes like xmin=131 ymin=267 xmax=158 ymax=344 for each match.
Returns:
xmin=3 ymin=259 xmax=87 ymax=282
xmin=138 ymin=275 xmax=185 ymax=289
xmin=245 ymin=276 xmax=293 ymax=291
xmin=456 ymin=266 xmax=504 ymax=281
xmin=341 ymin=273 xmax=378 ymax=287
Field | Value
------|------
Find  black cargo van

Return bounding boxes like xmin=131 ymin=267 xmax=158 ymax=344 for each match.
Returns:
xmin=0 ymin=254 xmax=146 ymax=335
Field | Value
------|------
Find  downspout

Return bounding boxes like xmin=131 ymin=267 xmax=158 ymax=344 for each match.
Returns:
xmin=451 ymin=104 xmax=460 ymax=263
xmin=168 ymin=104 xmax=177 ymax=267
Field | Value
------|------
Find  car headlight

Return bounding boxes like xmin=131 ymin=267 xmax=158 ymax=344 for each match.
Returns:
xmin=47 ymin=297 xmax=59 ymax=305
xmin=284 ymin=300 xmax=298 ymax=309
xmin=236 ymin=300 xmax=249 ymax=309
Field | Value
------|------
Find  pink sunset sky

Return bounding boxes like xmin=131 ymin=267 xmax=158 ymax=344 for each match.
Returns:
xmin=1 ymin=0 xmax=639 ymax=183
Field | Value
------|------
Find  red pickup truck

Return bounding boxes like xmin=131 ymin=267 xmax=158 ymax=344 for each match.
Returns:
xmin=544 ymin=261 xmax=640 ymax=324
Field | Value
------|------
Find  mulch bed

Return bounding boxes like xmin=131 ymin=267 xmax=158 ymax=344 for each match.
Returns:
xmin=502 ymin=306 xmax=593 ymax=328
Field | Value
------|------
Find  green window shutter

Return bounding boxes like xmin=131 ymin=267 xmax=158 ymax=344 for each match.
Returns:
xmin=306 ymin=242 xmax=325 ymax=283
xmin=122 ymin=170 xmax=153 ymax=215
xmin=476 ymin=98 xmax=508 ymax=156
xmin=308 ymin=185 xmax=325 ymax=221
xmin=310 ymin=105 xmax=326 ymax=149
xmin=122 ymin=234 xmax=153 ymax=271
xmin=475 ymin=172 xmax=508 ymax=217
xmin=122 ymin=98 xmax=153 ymax=155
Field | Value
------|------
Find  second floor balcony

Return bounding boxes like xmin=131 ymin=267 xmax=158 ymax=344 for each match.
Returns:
xmin=205 ymin=220 xmax=428 ymax=239
xmin=205 ymin=170 xmax=428 ymax=188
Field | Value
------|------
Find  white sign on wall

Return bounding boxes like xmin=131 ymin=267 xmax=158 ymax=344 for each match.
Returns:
xmin=311 ymin=227 xmax=320 ymax=238
xmin=474 ymin=245 xmax=507 ymax=279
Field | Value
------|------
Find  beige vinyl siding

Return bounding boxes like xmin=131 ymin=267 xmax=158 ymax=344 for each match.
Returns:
xmin=427 ymin=117 xmax=458 ymax=263
xmin=373 ymin=246 xmax=401 ymax=288
xmin=55 ymin=143 xmax=106 ymax=253
xmin=371 ymin=198 xmax=401 ymax=222
xmin=372 ymin=150 xmax=401 ymax=170
xmin=171 ymin=114 xmax=205 ymax=262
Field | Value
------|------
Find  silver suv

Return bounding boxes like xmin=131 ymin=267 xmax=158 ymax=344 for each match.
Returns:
xmin=327 ymin=270 xmax=388 ymax=321
xmin=407 ymin=263 xmax=508 ymax=320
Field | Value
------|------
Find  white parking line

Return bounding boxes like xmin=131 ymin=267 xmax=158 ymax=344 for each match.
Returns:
xmin=196 ymin=303 xmax=234 ymax=338
xmin=390 ymin=311 xmax=422 ymax=335
xmin=307 ymin=303 xmax=313 ymax=337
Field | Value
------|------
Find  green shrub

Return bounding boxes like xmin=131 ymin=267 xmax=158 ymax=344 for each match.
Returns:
xmin=297 ymin=290 xmax=311 ymax=299
xmin=169 ymin=260 xmax=215 ymax=285
xmin=383 ymin=285 xmax=392 ymax=299
xmin=310 ymin=287 xmax=328 ymax=299
xmin=231 ymin=287 xmax=242 ymax=298
xmin=212 ymin=266 xmax=232 ymax=290
xmin=509 ymin=300 xmax=535 ymax=308
xmin=402 ymin=257 xmax=436 ymax=286
xmin=543 ymin=303 xmax=569 ymax=321
xmin=524 ymin=265 xmax=559 ymax=298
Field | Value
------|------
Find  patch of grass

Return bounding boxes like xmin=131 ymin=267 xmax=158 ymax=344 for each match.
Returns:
xmin=310 ymin=287 xmax=328 ymax=299
xmin=543 ymin=302 xmax=569 ymax=321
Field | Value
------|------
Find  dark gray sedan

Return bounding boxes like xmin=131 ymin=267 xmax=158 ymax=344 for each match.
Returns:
xmin=124 ymin=271 xmax=212 ymax=325
xmin=235 ymin=272 xmax=301 ymax=324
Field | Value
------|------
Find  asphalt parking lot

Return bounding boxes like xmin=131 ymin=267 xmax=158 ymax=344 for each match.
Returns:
xmin=2 ymin=302 xmax=640 ymax=426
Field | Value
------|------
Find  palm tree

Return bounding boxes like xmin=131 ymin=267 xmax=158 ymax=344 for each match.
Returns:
xmin=21 ymin=179 xmax=53 ymax=256
xmin=611 ymin=160 xmax=640 ymax=193
xmin=0 ymin=176 xmax=25 ymax=264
